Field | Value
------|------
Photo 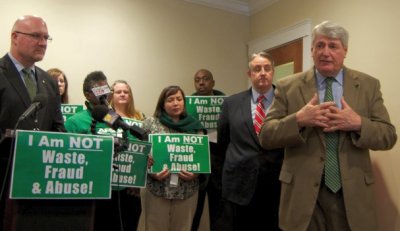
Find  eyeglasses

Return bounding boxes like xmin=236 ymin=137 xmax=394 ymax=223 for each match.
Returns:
xmin=15 ymin=31 xmax=52 ymax=42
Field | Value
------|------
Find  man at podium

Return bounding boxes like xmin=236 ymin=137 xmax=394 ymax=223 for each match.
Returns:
xmin=0 ymin=15 xmax=66 ymax=231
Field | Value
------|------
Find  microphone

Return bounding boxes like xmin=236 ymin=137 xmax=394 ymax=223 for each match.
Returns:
xmin=18 ymin=94 xmax=48 ymax=122
xmin=91 ymin=85 xmax=111 ymax=106
xmin=92 ymin=105 xmax=147 ymax=140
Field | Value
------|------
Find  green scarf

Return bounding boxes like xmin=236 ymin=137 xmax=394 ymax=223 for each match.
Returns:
xmin=159 ymin=111 xmax=206 ymax=134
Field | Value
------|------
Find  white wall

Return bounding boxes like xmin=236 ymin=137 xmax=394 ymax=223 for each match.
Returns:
xmin=250 ymin=0 xmax=400 ymax=230
xmin=0 ymin=0 xmax=249 ymax=116
xmin=2 ymin=0 xmax=399 ymax=229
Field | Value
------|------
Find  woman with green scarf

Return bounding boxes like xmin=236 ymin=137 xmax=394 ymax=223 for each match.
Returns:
xmin=139 ymin=86 xmax=206 ymax=231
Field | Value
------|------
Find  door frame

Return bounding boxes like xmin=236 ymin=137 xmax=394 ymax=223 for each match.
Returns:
xmin=248 ymin=19 xmax=312 ymax=71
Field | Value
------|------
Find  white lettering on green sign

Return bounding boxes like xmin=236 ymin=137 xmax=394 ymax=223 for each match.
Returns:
xmin=61 ymin=105 xmax=79 ymax=114
xmin=169 ymin=153 xmax=193 ymax=162
xmin=112 ymin=174 xmax=136 ymax=184
xmin=69 ymin=137 xmax=104 ymax=149
xmin=45 ymin=181 xmax=93 ymax=194
xmin=210 ymin=97 xmax=224 ymax=104
xmin=183 ymin=135 xmax=204 ymax=143
xmin=33 ymin=135 xmax=64 ymax=147
xmin=127 ymin=143 xmax=146 ymax=152
xmin=195 ymin=106 xmax=221 ymax=113
xmin=170 ymin=163 xmax=200 ymax=171
xmin=160 ymin=136 xmax=180 ymax=143
xmin=167 ymin=144 xmax=194 ymax=153
xmin=42 ymin=150 xmax=86 ymax=164
xmin=44 ymin=166 xmax=84 ymax=179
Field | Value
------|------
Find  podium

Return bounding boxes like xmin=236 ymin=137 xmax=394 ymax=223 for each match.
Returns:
xmin=3 ymin=199 xmax=95 ymax=231
xmin=0 ymin=130 xmax=114 ymax=231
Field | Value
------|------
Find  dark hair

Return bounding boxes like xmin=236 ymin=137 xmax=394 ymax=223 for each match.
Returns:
xmin=153 ymin=85 xmax=186 ymax=118
xmin=194 ymin=69 xmax=213 ymax=80
xmin=83 ymin=71 xmax=108 ymax=94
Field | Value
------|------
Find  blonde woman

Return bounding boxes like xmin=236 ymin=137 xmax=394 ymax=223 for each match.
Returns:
xmin=110 ymin=80 xmax=144 ymax=120
xmin=109 ymin=79 xmax=145 ymax=230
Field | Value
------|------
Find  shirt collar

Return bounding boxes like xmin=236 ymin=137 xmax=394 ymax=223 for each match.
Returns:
xmin=315 ymin=68 xmax=344 ymax=86
xmin=8 ymin=52 xmax=35 ymax=74
xmin=251 ymin=87 xmax=274 ymax=104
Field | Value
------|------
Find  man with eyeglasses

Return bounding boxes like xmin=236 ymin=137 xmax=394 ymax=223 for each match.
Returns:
xmin=216 ymin=52 xmax=283 ymax=230
xmin=0 ymin=15 xmax=66 ymax=230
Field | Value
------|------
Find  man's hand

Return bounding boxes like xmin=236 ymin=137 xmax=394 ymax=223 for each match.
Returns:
xmin=323 ymin=97 xmax=361 ymax=132
xmin=296 ymin=94 xmax=336 ymax=128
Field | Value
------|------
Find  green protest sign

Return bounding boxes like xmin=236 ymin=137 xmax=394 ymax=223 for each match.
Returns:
xmin=10 ymin=130 xmax=114 ymax=199
xmin=185 ymin=96 xmax=225 ymax=129
xmin=101 ymin=118 xmax=144 ymax=140
xmin=148 ymin=134 xmax=210 ymax=173
xmin=61 ymin=104 xmax=84 ymax=122
xmin=111 ymin=139 xmax=151 ymax=188
xmin=122 ymin=118 xmax=144 ymax=128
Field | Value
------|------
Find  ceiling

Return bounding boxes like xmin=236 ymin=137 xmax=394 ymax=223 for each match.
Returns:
xmin=184 ymin=0 xmax=279 ymax=16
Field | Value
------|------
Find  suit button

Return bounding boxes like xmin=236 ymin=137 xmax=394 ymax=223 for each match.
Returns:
xmin=314 ymin=182 xmax=320 ymax=187
xmin=320 ymin=156 xmax=325 ymax=161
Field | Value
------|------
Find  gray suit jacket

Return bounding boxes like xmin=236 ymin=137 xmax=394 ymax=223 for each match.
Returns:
xmin=218 ymin=88 xmax=283 ymax=205
xmin=260 ymin=67 xmax=397 ymax=231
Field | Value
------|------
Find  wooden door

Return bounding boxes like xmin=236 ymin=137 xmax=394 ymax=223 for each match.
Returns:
xmin=266 ymin=38 xmax=303 ymax=83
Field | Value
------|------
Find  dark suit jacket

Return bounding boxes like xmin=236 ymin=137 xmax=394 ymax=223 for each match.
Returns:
xmin=217 ymin=88 xmax=283 ymax=205
xmin=0 ymin=54 xmax=65 ymax=154
xmin=0 ymin=53 xmax=66 ymax=230
xmin=0 ymin=54 xmax=65 ymax=133
xmin=260 ymin=67 xmax=397 ymax=231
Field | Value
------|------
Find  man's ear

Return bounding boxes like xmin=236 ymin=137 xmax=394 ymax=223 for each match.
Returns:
xmin=83 ymin=91 xmax=91 ymax=99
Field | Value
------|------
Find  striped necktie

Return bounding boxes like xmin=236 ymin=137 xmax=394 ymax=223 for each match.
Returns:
xmin=254 ymin=95 xmax=265 ymax=135
xmin=324 ymin=77 xmax=341 ymax=193
xmin=22 ymin=68 xmax=36 ymax=100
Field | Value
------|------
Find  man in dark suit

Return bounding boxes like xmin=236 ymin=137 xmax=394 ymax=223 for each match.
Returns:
xmin=0 ymin=15 xmax=65 ymax=230
xmin=260 ymin=21 xmax=397 ymax=231
xmin=217 ymin=52 xmax=283 ymax=231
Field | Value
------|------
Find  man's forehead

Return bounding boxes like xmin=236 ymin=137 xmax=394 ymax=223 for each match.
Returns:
xmin=195 ymin=72 xmax=210 ymax=78
xmin=92 ymin=81 xmax=108 ymax=88
xmin=314 ymin=35 xmax=341 ymax=43
xmin=252 ymin=57 xmax=271 ymax=65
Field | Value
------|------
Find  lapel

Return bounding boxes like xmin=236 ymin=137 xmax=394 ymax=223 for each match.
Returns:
xmin=34 ymin=67 xmax=50 ymax=127
xmin=299 ymin=68 xmax=328 ymax=145
xmin=299 ymin=68 xmax=317 ymax=104
xmin=240 ymin=88 xmax=260 ymax=145
xmin=342 ymin=67 xmax=360 ymax=112
xmin=0 ymin=54 xmax=31 ymax=107
xmin=35 ymin=67 xmax=49 ymax=95
xmin=340 ymin=67 xmax=360 ymax=145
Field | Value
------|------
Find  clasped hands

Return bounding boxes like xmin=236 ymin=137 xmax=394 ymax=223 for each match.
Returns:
xmin=149 ymin=161 xmax=198 ymax=182
xmin=296 ymin=94 xmax=361 ymax=132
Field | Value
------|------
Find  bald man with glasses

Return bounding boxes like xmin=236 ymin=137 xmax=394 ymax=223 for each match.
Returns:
xmin=0 ymin=15 xmax=66 ymax=230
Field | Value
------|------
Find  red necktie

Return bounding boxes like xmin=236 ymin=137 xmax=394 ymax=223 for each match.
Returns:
xmin=254 ymin=95 xmax=265 ymax=135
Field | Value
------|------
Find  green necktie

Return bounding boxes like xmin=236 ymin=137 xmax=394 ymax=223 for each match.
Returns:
xmin=324 ymin=77 xmax=341 ymax=193
xmin=22 ymin=68 xmax=36 ymax=100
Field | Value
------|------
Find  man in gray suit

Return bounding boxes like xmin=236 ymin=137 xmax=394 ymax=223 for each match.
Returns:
xmin=0 ymin=15 xmax=65 ymax=230
xmin=259 ymin=21 xmax=397 ymax=231
xmin=217 ymin=52 xmax=283 ymax=231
